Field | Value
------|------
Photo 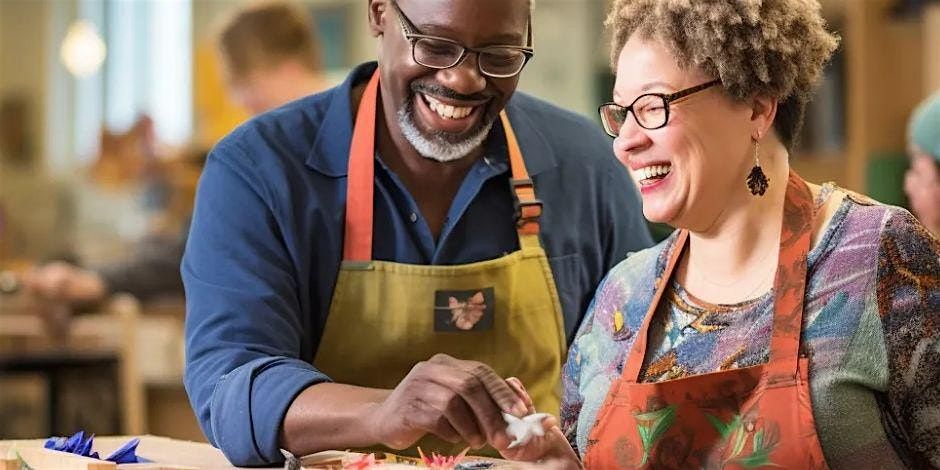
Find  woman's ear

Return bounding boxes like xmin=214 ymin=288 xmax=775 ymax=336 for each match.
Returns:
xmin=750 ymin=94 xmax=778 ymax=140
xmin=368 ymin=0 xmax=388 ymax=38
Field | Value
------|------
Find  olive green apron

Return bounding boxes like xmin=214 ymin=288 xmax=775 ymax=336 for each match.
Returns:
xmin=313 ymin=71 xmax=566 ymax=456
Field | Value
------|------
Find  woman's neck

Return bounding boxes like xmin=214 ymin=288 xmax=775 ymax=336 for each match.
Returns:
xmin=678 ymin=142 xmax=791 ymax=304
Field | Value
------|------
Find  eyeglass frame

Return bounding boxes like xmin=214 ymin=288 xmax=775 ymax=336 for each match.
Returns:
xmin=597 ymin=79 xmax=722 ymax=137
xmin=389 ymin=1 xmax=535 ymax=79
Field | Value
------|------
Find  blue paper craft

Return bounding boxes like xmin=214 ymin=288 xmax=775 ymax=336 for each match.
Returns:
xmin=104 ymin=437 xmax=141 ymax=464
xmin=43 ymin=432 xmax=143 ymax=464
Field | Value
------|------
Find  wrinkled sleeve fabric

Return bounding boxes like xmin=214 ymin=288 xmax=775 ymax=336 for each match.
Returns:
xmin=560 ymin=291 xmax=599 ymax=456
xmin=182 ymin=141 xmax=330 ymax=466
xmin=876 ymin=210 xmax=940 ymax=468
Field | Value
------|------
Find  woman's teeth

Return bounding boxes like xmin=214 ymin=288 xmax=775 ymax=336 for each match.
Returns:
xmin=423 ymin=94 xmax=474 ymax=119
xmin=634 ymin=164 xmax=672 ymax=184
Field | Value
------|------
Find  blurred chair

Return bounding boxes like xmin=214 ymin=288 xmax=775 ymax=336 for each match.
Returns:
xmin=0 ymin=293 xmax=146 ymax=437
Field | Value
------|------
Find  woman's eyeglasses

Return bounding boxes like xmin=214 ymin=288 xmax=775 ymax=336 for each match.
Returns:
xmin=598 ymin=79 xmax=721 ymax=137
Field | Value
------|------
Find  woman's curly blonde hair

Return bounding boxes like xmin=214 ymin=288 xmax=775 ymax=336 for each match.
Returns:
xmin=605 ymin=0 xmax=839 ymax=150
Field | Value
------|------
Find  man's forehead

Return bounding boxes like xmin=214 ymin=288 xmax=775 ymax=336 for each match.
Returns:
xmin=397 ymin=0 xmax=529 ymax=42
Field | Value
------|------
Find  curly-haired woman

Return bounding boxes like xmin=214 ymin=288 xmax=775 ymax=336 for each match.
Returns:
xmin=500 ymin=0 xmax=940 ymax=468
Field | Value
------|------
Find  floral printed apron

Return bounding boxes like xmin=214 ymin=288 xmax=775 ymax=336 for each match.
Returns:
xmin=583 ymin=172 xmax=828 ymax=469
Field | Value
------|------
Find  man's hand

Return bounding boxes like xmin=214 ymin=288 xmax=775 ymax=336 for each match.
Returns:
xmin=365 ymin=354 xmax=529 ymax=450
xmin=22 ymin=262 xmax=108 ymax=305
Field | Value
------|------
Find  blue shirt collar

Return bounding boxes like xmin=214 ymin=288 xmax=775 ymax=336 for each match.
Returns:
xmin=305 ymin=61 xmax=557 ymax=178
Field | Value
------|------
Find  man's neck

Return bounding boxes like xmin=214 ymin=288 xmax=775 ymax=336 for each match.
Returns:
xmin=352 ymin=81 xmax=487 ymax=239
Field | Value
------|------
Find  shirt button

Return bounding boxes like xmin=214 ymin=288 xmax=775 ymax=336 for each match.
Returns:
xmin=410 ymin=212 xmax=418 ymax=223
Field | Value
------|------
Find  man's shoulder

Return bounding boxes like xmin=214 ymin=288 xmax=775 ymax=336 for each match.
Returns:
xmin=211 ymin=86 xmax=341 ymax=169
xmin=509 ymin=92 xmax=616 ymax=169
xmin=509 ymin=93 xmax=606 ymax=141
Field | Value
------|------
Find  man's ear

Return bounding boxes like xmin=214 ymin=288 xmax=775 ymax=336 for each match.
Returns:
xmin=750 ymin=94 xmax=778 ymax=141
xmin=368 ymin=0 xmax=389 ymax=38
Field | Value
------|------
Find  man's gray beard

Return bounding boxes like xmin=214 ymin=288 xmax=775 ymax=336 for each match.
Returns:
xmin=397 ymin=99 xmax=494 ymax=163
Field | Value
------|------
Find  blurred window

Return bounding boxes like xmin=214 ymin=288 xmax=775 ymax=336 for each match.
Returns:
xmin=65 ymin=0 xmax=192 ymax=166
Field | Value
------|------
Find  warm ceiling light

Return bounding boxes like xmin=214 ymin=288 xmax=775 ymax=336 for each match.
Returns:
xmin=60 ymin=20 xmax=107 ymax=78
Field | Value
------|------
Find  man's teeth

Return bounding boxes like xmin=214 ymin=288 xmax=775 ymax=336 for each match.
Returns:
xmin=634 ymin=164 xmax=672 ymax=181
xmin=424 ymin=94 xmax=473 ymax=119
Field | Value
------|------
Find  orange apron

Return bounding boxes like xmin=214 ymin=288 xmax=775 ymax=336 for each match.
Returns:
xmin=583 ymin=172 xmax=829 ymax=469
xmin=313 ymin=71 xmax=566 ymax=456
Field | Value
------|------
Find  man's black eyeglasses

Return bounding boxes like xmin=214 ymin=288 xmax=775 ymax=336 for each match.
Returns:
xmin=390 ymin=1 xmax=534 ymax=79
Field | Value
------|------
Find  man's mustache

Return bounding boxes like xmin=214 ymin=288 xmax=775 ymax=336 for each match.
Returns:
xmin=411 ymin=82 xmax=493 ymax=102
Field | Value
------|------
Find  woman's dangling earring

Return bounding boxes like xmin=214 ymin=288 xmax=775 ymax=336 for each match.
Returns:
xmin=746 ymin=138 xmax=769 ymax=196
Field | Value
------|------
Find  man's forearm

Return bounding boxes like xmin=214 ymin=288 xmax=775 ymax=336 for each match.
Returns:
xmin=279 ymin=382 xmax=391 ymax=455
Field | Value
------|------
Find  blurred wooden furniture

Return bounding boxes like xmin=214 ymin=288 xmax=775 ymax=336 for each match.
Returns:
xmin=0 ymin=293 xmax=145 ymax=437
xmin=0 ymin=435 xmax=266 ymax=469
xmin=792 ymin=0 xmax=940 ymax=192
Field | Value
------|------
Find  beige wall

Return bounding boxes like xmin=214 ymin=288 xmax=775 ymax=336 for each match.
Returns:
xmin=0 ymin=0 xmax=51 ymax=168
xmin=926 ymin=4 xmax=940 ymax=94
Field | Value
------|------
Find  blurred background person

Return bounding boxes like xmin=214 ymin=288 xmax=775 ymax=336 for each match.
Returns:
xmin=216 ymin=0 xmax=326 ymax=115
xmin=20 ymin=0 xmax=327 ymax=308
xmin=905 ymin=90 xmax=940 ymax=238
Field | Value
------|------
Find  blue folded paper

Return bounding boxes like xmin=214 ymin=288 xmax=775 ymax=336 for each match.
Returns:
xmin=43 ymin=431 xmax=144 ymax=464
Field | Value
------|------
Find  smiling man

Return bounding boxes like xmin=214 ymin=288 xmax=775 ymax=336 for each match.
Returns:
xmin=182 ymin=0 xmax=652 ymax=465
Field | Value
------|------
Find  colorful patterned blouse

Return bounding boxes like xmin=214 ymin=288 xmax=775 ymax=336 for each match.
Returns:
xmin=561 ymin=190 xmax=940 ymax=468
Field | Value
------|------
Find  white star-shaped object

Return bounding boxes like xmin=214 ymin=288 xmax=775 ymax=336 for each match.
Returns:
xmin=503 ymin=412 xmax=551 ymax=449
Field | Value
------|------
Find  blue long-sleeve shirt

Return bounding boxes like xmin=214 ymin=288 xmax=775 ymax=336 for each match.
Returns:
xmin=182 ymin=62 xmax=653 ymax=466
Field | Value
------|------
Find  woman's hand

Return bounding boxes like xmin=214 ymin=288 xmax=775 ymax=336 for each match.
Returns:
xmin=496 ymin=377 xmax=582 ymax=469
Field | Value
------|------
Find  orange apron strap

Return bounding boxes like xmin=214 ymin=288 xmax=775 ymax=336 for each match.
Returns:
xmin=767 ymin=171 xmax=814 ymax=373
xmin=343 ymin=71 xmax=381 ymax=262
xmin=499 ymin=111 xmax=542 ymax=237
xmin=622 ymin=230 xmax=689 ymax=381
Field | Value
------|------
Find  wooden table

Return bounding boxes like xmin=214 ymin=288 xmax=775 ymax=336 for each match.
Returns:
xmin=0 ymin=435 xmax=277 ymax=469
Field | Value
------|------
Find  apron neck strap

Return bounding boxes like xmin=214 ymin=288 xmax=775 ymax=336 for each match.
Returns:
xmin=500 ymin=112 xmax=542 ymax=238
xmin=343 ymin=71 xmax=380 ymax=262
xmin=767 ymin=171 xmax=814 ymax=372
xmin=343 ymin=71 xmax=543 ymax=262
xmin=622 ymin=171 xmax=815 ymax=381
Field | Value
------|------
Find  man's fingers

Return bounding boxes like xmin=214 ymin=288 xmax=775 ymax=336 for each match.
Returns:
xmin=423 ymin=364 xmax=506 ymax=444
xmin=403 ymin=367 xmax=485 ymax=447
xmin=437 ymin=388 xmax=486 ymax=448
xmin=405 ymin=386 xmax=462 ymax=445
xmin=505 ymin=377 xmax=535 ymax=415
xmin=469 ymin=363 xmax=527 ymax=416
xmin=423 ymin=357 xmax=525 ymax=445
xmin=539 ymin=415 xmax=558 ymax=434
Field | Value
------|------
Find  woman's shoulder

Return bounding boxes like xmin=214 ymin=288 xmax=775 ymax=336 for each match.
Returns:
xmin=606 ymin=231 xmax=679 ymax=289
xmin=818 ymin=188 xmax=938 ymax=290
xmin=587 ymin=232 xmax=680 ymax=333
xmin=817 ymin=185 xmax=933 ymax=253
xmin=837 ymin=191 xmax=937 ymax=249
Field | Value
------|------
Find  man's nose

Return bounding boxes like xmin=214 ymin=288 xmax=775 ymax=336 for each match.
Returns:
xmin=436 ymin=53 xmax=487 ymax=98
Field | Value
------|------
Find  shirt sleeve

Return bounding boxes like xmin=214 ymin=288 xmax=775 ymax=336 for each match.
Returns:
xmin=876 ymin=210 xmax=940 ymax=468
xmin=560 ymin=271 xmax=612 ymax=457
xmin=182 ymin=143 xmax=330 ymax=466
